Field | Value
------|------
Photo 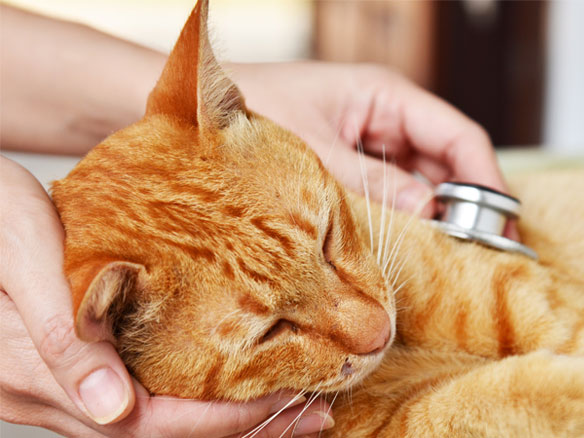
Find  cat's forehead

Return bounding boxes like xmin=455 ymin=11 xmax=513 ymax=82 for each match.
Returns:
xmin=221 ymin=114 xmax=337 ymax=199
xmin=109 ymin=113 xmax=335 ymax=201
xmin=224 ymin=115 xmax=323 ymax=168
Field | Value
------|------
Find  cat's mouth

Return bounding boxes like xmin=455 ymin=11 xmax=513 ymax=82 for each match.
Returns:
xmin=316 ymin=352 xmax=387 ymax=394
xmin=320 ymin=316 xmax=395 ymax=393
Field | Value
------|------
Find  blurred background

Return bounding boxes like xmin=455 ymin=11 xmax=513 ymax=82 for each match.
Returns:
xmin=1 ymin=0 xmax=583 ymax=437
xmin=3 ymin=0 xmax=584 ymax=153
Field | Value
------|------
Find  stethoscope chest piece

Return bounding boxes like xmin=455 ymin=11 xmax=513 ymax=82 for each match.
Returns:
xmin=431 ymin=182 xmax=538 ymax=259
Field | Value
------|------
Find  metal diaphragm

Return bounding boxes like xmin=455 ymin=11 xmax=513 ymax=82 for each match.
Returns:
xmin=431 ymin=182 xmax=538 ymax=259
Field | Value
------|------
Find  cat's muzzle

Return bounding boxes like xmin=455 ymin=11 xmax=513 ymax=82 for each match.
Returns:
xmin=430 ymin=182 xmax=538 ymax=259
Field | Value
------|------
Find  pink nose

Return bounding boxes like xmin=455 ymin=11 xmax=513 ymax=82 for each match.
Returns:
xmin=353 ymin=306 xmax=391 ymax=355
xmin=329 ymin=297 xmax=392 ymax=355
xmin=306 ymin=290 xmax=392 ymax=355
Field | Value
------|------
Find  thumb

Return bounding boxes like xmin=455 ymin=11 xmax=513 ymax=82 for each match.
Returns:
xmin=1 ymin=159 xmax=135 ymax=425
xmin=321 ymin=144 xmax=435 ymax=218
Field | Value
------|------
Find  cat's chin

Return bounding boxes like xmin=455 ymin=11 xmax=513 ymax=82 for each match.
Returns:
xmin=317 ymin=345 xmax=389 ymax=394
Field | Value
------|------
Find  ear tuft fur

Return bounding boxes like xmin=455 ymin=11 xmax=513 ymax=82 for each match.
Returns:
xmin=76 ymin=261 xmax=147 ymax=343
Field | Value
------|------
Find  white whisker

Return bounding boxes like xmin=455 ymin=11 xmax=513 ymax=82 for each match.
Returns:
xmin=392 ymin=275 xmax=413 ymax=297
xmin=241 ymin=390 xmax=307 ymax=438
xmin=284 ymin=386 xmax=323 ymax=438
xmin=381 ymin=158 xmax=397 ymax=273
xmin=390 ymin=256 xmax=408 ymax=289
xmin=354 ymin=125 xmax=374 ymax=251
xmin=324 ymin=120 xmax=344 ymax=167
xmin=319 ymin=390 xmax=339 ymax=438
xmin=376 ymin=144 xmax=388 ymax=264
xmin=388 ymin=247 xmax=411 ymax=287
xmin=187 ymin=400 xmax=214 ymax=438
xmin=383 ymin=192 xmax=433 ymax=280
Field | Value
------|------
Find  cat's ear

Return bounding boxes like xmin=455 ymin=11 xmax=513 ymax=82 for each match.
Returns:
xmin=145 ymin=0 xmax=246 ymax=131
xmin=74 ymin=261 xmax=147 ymax=343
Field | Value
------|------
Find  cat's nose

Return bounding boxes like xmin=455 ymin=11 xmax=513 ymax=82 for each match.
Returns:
xmin=305 ymin=289 xmax=392 ymax=355
xmin=329 ymin=296 xmax=392 ymax=355
xmin=352 ymin=305 xmax=391 ymax=355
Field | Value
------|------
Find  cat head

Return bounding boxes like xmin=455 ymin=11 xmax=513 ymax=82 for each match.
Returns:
xmin=51 ymin=0 xmax=395 ymax=401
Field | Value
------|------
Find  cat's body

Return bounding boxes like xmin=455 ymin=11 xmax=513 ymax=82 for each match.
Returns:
xmin=331 ymin=172 xmax=584 ymax=436
xmin=51 ymin=1 xmax=584 ymax=436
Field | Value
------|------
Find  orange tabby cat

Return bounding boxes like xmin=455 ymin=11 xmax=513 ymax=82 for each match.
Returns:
xmin=51 ymin=1 xmax=584 ymax=436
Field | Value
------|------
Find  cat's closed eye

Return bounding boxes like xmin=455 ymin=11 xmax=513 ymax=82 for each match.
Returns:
xmin=259 ymin=319 xmax=298 ymax=344
xmin=323 ymin=222 xmax=336 ymax=270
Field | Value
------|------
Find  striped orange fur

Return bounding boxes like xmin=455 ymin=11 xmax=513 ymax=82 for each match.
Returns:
xmin=51 ymin=1 xmax=584 ymax=436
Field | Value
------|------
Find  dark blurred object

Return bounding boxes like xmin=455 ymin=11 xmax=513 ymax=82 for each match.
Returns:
xmin=313 ymin=0 xmax=548 ymax=147
xmin=435 ymin=1 xmax=547 ymax=146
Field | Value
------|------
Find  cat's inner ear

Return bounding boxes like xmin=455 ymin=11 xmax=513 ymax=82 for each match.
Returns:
xmin=145 ymin=0 xmax=246 ymax=130
xmin=75 ymin=261 xmax=146 ymax=343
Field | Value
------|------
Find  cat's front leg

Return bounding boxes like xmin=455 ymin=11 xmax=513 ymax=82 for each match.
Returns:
xmin=389 ymin=350 xmax=584 ymax=438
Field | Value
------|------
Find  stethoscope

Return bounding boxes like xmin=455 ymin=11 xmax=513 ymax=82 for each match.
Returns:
xmin=431 ymin=182 xmax=538 ymax=260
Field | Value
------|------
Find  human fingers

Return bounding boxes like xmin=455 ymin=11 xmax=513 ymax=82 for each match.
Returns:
xmin=0 ymin=157 xmax=135 ymax=425
xmin=405 ymin=155 xmax=451 ymax=185
xmin=114 ymin=387 xmax=326 ymax=438
xmin=0 ymin=288 xmax=109 ymax=437
xmin=388 ymin=75 xmax=507 ymax=193
xmin=342 ymin=69 xmax=507 ymax=192
xmin=228 ymin=400 xmax=334 ymax=438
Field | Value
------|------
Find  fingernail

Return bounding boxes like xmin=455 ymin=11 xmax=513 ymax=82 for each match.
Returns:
xmin=269 ymin=394 xmax=307 ymax=414
xmin=396 ymin=186 xmax=432 ymax=214
xmin=78 ymin=368 xmax=129 ymax=424
xmin=295 ymin=411 xmax=335 ymax=435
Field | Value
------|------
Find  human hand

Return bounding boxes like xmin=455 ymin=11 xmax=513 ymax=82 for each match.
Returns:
xmin=0 ymin=156 xmax=333 ymax=437
xmin=231 ymin=62 xmax=512 ymax=228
